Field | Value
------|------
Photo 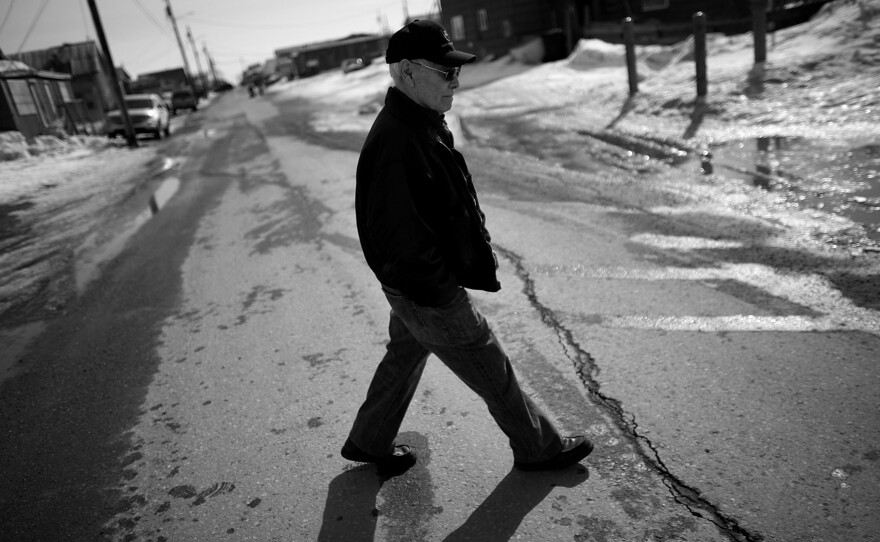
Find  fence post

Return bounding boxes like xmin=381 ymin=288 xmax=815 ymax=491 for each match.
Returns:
xmin=693 ymin=12 xmax=708 ymax=100
xmin=623 ymin=17 xmax=638 ymax=95
xmin=752 ymin=0 xmax=768 ymax=63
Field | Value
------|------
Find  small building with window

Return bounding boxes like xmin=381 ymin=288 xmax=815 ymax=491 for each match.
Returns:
xmin=274 ymin=34 xmax=390 ymax=79
xmin=441 ymin=0 xmax=580 ymax=62
xmin=130 ymin=67 xmax=191 ymax=95
xmin=0 ymin=59 xmax=88 ymax=139
xmin=9 ymin=41 xmax=119 ymax=124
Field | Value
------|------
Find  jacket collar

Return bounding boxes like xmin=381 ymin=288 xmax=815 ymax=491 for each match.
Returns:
xmin=385 ymin=86 xmax=447 ymax=138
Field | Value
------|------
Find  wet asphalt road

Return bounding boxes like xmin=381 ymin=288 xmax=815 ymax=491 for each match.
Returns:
xmin=0 ymin=89 xmax=878 ymax=542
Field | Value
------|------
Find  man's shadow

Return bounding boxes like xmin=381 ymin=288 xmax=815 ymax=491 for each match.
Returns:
xmin=317 ymin=465 xmax=385 ymax=542
xmin=443 ymin=465 xmax=589 ymax=542
xmin=318 ymin=431 xmax=429 ymax=542
xmin=317 ymin=456 xmax=589 ymax=542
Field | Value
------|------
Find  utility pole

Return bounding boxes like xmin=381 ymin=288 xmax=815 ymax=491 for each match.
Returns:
xmin=164 ymin=0 xmax=199 ymax=99
xmin=203 ymin=42 xmax=218 ymax=87
xmin=86 ymin=0 xmax=137 ymax=147
xmin=186 ymin=26 xmax=206 ymax=95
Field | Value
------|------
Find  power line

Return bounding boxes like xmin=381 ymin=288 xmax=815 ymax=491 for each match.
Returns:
xmin=16 ymin=0 xmax=52 ymax=54
xmin=130 ymin=0 xmax=173 ymax=38
xmin=0 ymin=0 xmax=18 ymax=36
xmin=78 ymin=0 xmax=91 ymax=40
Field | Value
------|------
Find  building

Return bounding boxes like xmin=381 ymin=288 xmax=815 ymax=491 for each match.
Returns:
xmin=9 ymin=41 xmax=118 ymax=123
xmin=129 ymin=67 xmax=190 ymax=95
xmin=582 ymin=0 xmax=835 ymax=43
xmin=0 ymin=59 xmax=89 ymax=138
xmin=274 ymin=34 xmax=390 ymax=78
xmin=439 ymin=0 xmax=835 ymax=60
xmin=439 ymin=0 xmax=579 ymax=62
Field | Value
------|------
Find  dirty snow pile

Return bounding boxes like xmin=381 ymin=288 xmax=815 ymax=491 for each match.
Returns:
xmin=606 ymin=0 xmax=880 ymax=142
xmin=0 ymin=134 xmax=153 ymax=204
xmin=453 ymin=0 xmax=880 ymax=144
xmin=0 ymin=131 xmax=115 ymax=162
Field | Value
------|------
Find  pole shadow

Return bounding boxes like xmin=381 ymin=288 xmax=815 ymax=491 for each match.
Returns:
xmin=683 ymin=98 xmax=707 ymax=140
xmin=443 ymin=464 xmax=590 ymax=542
xmin=605 ymin=94 xmax=638 ymax=130
xmin=747 ymin=62 xmax=766 ymax=97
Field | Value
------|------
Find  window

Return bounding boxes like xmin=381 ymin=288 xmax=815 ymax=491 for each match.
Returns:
xmin=6 ymin=80 xmax=37 ymax=116
xmin=59 ymin=82 xmax=73 ymax=103
xmin=478 ymin=9 xmax=489 ymax=32
xmin=31 ymin=81 xmax=52 ymax=126
xmin=450 ymin=15 xmax=465 ymax=40
xmin=124 ymin=98 xmax=154 ymax=109
xmin=43 ymin=81 xmax=57 ymax=115
xmin=642 ymin=0 xmax=669 ymax=11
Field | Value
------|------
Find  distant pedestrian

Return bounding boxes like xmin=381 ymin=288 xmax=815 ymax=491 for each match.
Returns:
xmin=342 ymin=20 xmax=593 ymax=475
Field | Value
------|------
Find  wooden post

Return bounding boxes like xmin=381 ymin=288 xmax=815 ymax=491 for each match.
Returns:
xmin=86 ymin=0 xmax=137 ymax=147
xmin=693 ymin=12 xmax=708 ymax=99
xmin=752 ymin=0 xmax=768 ymax=63
xmin=623 ymin=17 xmax=638 ymax=95
xmin=564 ymin=1 xmax=574 ymax=55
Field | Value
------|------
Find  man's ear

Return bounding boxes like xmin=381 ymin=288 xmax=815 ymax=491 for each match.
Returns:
xmin=401 ymin=60 xmax=416 ymax=86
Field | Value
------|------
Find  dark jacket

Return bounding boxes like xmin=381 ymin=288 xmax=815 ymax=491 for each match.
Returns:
xmin=356 ymin=87 xmax=501 ymax=306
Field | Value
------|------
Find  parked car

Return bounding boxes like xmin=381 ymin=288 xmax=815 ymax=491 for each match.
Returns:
xmin=104 ymin=93 xmax=170 ymax=140
xmin=170 ymin=88 xmax=198 ymax=115
xmin=213 ymin=80 xmax=234 ymax=92
xmin=341 ymin=57 xmax=368 ymax=73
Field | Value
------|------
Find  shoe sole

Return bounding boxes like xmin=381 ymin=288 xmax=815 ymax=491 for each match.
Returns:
xmin=341 ymin=442 xmax=416 ymax=475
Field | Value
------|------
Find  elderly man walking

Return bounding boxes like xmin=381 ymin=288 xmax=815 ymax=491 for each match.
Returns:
xmin=342 ymin=20 xmax=593 ymax=475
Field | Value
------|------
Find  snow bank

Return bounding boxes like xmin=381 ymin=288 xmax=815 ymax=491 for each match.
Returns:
xmin=0 ymin=132 xmax=29 ymax=161
xmin=0 ymin=131 xmax=115 ymax=162
xmin=566 ymin=39 xmax=627 ymax=70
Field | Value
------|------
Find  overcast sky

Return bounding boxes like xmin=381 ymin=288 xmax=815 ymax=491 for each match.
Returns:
xmin=0 ymin=0 xmax=438 ymax=82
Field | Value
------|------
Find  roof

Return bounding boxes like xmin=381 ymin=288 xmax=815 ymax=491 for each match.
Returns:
xmin=9 ymin=41 xmax=104 ymax=77
xmin=0 ymin=59 xmax=36 ymax=76
xmin=137 ymin=67 xmax=186 ymax=80
xmin=0 ymin=59 xmax=72 ymax=80
xmin=274 ymin=33 xmax=386 ymax=57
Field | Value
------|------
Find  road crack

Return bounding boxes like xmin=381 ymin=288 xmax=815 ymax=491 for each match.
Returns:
xmin=496 ymin=245 xmax=763 ymax=542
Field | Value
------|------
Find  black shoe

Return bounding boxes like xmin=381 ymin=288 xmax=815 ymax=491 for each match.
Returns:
xmin=341 ymin=438 xmax=417 ymax=475
xmin=513 ymin=436 xmax=594 ymax=471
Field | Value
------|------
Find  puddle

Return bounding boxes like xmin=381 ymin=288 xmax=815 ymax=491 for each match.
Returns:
xmin=75 ymin=176 xmax=181 ymax=292
xmin=698 ymin=137 xmax=880 ymax=241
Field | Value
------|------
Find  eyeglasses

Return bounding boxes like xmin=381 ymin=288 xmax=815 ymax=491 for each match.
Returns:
xmin=410 ymin=61 xmax=460 ymax=81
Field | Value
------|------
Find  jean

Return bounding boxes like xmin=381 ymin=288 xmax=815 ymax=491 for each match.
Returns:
xmin=347 ymin=287 xmax=563 ymax=463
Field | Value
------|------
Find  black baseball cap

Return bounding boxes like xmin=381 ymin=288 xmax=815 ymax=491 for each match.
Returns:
xmin=385 ymin=20 xmax=476 ymax=66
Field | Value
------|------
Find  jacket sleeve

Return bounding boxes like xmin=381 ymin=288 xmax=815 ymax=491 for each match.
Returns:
xmin=364 ymin=161 xmax=460 ymax=306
